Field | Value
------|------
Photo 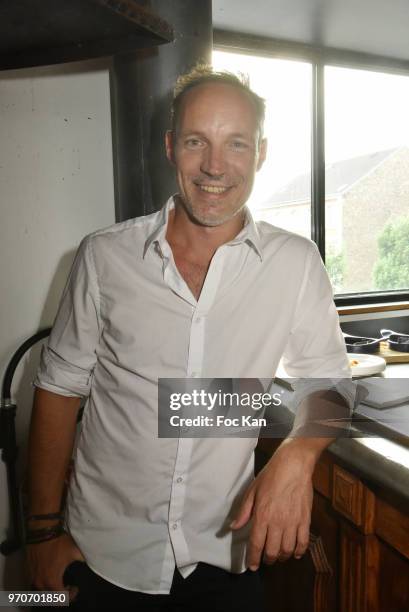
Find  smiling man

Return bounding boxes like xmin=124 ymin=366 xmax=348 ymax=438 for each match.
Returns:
xmin=27 ymin=65 xmax=351 ymax=611
xmin=167 ymin=76 xmax=266 ymax=230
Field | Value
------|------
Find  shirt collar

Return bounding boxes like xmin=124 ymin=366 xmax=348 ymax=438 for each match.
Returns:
xmin=143 ymin=195 xmax=263 ymax=261
xmin=143 ymin=196 xmax=175 ymax=259
xmin=227 ymin=207 xmax=263 ymax=261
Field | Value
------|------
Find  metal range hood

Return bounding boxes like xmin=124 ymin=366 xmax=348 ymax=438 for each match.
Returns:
xmin=0 ymin=0 xmax=173 ymax=71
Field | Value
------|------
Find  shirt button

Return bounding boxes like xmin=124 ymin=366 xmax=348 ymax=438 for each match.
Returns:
xmin=172 ymin=523 xmax=178 ymax=530
xmin=176 ymin=477 xmax=183 ymax=483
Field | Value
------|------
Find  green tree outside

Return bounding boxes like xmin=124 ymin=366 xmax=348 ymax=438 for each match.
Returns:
xmin=326 ymin=247 xmax=345 ymax=294
xmin=373 ymin=216 xmax=409 ymax=290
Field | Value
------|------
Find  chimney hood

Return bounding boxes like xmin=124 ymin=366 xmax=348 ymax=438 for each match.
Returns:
xmin=0 ymin=0 xmax=173 ymax=71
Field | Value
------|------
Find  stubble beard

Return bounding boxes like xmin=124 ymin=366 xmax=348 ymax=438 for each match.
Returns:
xmin=178 ymin=194 xmax=247 ymax=228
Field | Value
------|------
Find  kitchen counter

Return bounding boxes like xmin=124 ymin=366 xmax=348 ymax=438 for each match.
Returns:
xmin=265 ymin=363 xmax=409 ymax=505
xmin=258 ymin=363 xmax=409 ymax=611
xmin=334 ymin=363 xmax=409 ymax=505
xmin=329 ymin=436 xmax=409 ymax=506
xmin=337 ymin=363 xmax=409 ymax=505
xmin=353 ymin=362 xmax=409 ymax=440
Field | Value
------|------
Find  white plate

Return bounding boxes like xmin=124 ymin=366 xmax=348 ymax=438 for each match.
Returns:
xmin=348 ymin=353 xmax=386 ymax=377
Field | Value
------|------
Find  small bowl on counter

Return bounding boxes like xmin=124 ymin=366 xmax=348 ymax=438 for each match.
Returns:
xmin=380 ymin=329 xmax=409 ymax=353
xmin=343 ymin=334 xmax=381 ymax=354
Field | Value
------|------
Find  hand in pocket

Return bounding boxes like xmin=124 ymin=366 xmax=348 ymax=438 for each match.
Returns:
xmin=26 ymin=533 xmax=86 ymax=603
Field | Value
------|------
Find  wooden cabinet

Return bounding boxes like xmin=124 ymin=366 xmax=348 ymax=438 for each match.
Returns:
xmin=256 ymin=440 xmax=409 ymax=612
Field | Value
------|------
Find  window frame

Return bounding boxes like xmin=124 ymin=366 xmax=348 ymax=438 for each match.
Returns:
xmin=213 ymin=29 xmax=409 ymax=307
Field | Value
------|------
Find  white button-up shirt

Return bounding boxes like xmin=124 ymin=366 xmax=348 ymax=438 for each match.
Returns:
xmin=34 ymin=196 xmax=350 ymax=593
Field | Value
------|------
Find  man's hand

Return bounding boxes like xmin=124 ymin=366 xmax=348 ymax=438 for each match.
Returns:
xmin=230 ymin=440 xmax=315 ymax=570
xmin=26 ymin=532 xmax=86 ymax=603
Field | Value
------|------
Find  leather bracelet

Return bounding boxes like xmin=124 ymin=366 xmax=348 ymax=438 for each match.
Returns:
xmin=26 ymin=525 xmax=63 ymax=537
xmin=25 ymin=523 xmax=65 ymax=545
xmin=26 ymin=531 xmax=65 ymax=545
xmin=26 ymin=512 xmax=63 ymax=522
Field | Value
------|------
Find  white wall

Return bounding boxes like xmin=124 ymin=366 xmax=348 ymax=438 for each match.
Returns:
xmin=0 ymin=58 xmax=115 ymax=598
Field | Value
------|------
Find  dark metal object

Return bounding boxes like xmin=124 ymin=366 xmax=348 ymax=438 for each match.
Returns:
xmin=1 ymin=329 xmax=51 ymax=402
xmin=335 ymin=292 xmax=409 ymax=306
xmin=344 ymin=328 xmax=409 ymax=354
xmin=344 ymin=334 xmax=381 ymax=354
xmin=0 ymin=403 xmax=21 ymax=555
xmin=311 ymin=61 xmax=325 ymax=258
xmin=0 ymin=328 xmax=51 ymax=556
xmin=110 ymin=0 xmax=213 ymax=220
xmin=341 ymin=317 xmax=409 ymax=341
xmin=381 ymin=329 xmax=409 ymax=353
xmin=0 ymin=0 xmax=173 ymax=71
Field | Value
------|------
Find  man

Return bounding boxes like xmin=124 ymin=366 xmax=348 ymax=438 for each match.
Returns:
xmin=26 ymin=65 xmax=351 ymax=611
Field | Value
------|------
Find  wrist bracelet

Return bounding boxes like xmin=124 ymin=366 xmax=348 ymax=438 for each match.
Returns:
xmin=25 ymin=523 xmax=65 ymax=545
xmin=26 ymin=531 xmax=65 ymax=545
xmin=26 ymin=512 xmax=63 ymax=522
xmin=26 ymin=525 xmax=63 ymax=537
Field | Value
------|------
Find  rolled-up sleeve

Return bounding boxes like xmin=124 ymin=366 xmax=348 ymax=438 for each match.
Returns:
xmin=33 ymin=236 xmax=101 ymax=398
xmin=281 ymin=241 xmax=356 ymax=420
xmin=282 ymin=241 xmax=350 ymax=379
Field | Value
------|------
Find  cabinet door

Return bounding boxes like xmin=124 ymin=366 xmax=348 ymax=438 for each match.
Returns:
xmin=260 ymin=492 xmax=337 ymax=612
xmin=378 ymin=539 xmax=409 ymax=612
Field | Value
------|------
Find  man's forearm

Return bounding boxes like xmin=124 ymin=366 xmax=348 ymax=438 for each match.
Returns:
xmin=27 ymin=388 xmax=81 ymax=522
xmin=275 ymin=436 xmax=335 ymax=477
xmin=273 ymin=389 xmax=351 ymax=475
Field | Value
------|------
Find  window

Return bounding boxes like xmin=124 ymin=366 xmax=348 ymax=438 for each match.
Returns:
xmin=213 ymin=47 xmax=409 ymax=302
xmin=325 ymin=66 xmax=409 ymax=295
xmin=212 ymin=51 xmax=312 ymax=240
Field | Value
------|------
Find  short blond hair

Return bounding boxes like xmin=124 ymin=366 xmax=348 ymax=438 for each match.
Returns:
xmin=171 ymin=63 xmax=265 ymax=141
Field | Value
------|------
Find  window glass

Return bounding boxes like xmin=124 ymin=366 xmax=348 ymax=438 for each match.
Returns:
xmin=325 ymin=66 xmax=409 ymax=294
xmin=213 ymin=50 xmax=312 ymax=238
